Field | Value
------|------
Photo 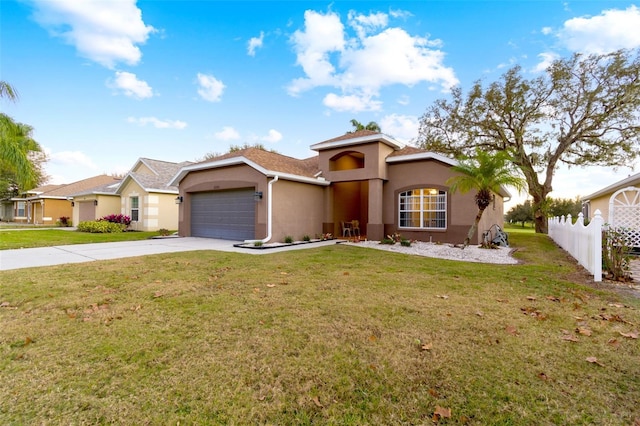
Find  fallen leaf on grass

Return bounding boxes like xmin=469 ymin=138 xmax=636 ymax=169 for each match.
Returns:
xmin=312 ymin=396 xmax=323 ymax=408
xmin=546 ymin=296 xmax=561 ymax=302
xmin=496 ymin=298 xmax=509 ymax=303
xmin=428 ymin=388 xmax=439 ymax=398
xmin=619 ymin=331 xmax=639 ymax=339
xmin=505 ymin=325 xmax=519 ymax=336
xmin=153 ymin=291 xmax=164 ymax=298
xmin=526 ymin=296 xmax=536 ymax=301
xmin=576 ymin=327 xmax=592 ymax=336
xmin=608 ymin=338 xmax=621 ymax=349
xmin=266 ymin=284 xmax=276 ymax=288
xmin=1 ymin=301 xmax=11 ymax=308
xmin=421 ymin=342 xmax=433 ymax=351
xmin=608 ymin=303 xmax=626 ymax=308
xmin=586 ymin=357 xmax=605 ymax=367
xmin=433 ymin=406 xmax=452 ymax=420
xmin=537 ymin=372 xmax=549 ymax=380
xmin=561 ymin=334 xmax=579 ymax=342
xmin=436 ymin=295 xmax=449 ymax=299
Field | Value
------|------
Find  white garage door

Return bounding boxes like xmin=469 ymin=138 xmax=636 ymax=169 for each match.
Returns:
xmin=190 ymin=189 xmax=255 ymax=240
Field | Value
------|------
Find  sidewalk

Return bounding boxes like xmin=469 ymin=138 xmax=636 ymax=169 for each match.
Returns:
xmin=0 ymin=237 xmax=339 ymax=271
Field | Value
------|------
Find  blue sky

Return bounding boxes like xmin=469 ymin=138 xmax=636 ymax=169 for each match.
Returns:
xmin=2 ymin=0 xmax=640 ymax=207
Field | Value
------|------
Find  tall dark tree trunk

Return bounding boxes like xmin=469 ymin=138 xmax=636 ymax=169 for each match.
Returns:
xmin=529 ymin=182 xmax=550 ymax=234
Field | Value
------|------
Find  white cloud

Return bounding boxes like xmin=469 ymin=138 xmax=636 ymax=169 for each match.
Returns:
xmin=260 ymin=129 xmax=283 ymax=143
xmin=197 ymin=73 xmax=225 ymax=102
xmin=559 ymin=5 xmax=640 ymax=53
xmin=532 ymin=52 xmax=560 ymax=73
xmin=323 ymin=92 xmax=382 ymax=112
xmin=108 ymin=71 xmax=153 ymax=99
xmin=214 ymin=126 xmax=240 ymax=141
xmin=541 ymin=26 xmax=553 ymax=35
xmin=127 ymin=116 xmax=187 ymax=129
xmin=380 ymin=114 xmax=419 ymax=143
xmin=288 ymin=9 xmax=457 ymax=113
xmin=45 ymin=148 xmax=99 ymax=169
xmin=29 ymin=0 xmax=155 ymax=68
xmin=248 ymin=31 xmax=264 ymax=56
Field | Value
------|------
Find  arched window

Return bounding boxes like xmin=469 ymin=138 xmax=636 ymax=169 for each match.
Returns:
xmin=399 ymin=188 xmax=446 ymax=229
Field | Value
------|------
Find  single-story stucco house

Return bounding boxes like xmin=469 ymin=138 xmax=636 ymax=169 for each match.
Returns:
xmin=582 ymin=171 xmax=640 ymax=249
xmin=10 ymin=175 xmax=121 ymax=225
xmin=69 ymin=179 xmax=122 ymax=225
xmin=170 ymin=131 xmax=510 ymax=244
xmin=116 ymin=158 xmax=193 ymax=231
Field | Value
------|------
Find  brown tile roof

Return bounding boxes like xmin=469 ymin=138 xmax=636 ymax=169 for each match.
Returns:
xmin=316 ymin=130 xmax=380 ymax=145
xmin=387 ymin=145 xmax=429 ymax=157
xmin=204 ymin=148 xmax=320 ymax=178
xmin=25 ymin=184 xmax=64 ymax=194
xmin=30 ymin=175 xmax=121 ymax=199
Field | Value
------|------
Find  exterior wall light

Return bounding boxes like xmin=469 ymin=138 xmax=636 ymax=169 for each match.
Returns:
xmin=175 ymin=196 xmax=183 ymax=204
xmin=94 ymin=200 xmax=98 ymax=206
xmin=254 ymin=191 xmax=263 ymax=201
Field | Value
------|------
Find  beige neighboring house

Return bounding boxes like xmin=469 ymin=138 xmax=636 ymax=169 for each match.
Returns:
xmin=10 ymin=175 xmax=121 ymax=225
xmin=582 ymin=171 xmax=640 ymax=249
xmin=170 ymin=131 xmax=510 ymax=244
xmin=70 ymin=179 xmax=122 ymax=225
xmin=116 ymin=158 xmax=193 ymax=231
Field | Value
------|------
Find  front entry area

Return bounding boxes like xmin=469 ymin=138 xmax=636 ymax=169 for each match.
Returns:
xmin=190 ymin=189 xmax=255 ymax=240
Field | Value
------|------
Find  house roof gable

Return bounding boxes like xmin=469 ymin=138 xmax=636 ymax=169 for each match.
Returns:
xmin=582 ymin=171 xmax=640 ymax=201
xmin=310 ymin=130 xmax=405 ymax=151
xmin=170 ymin=148 xmax=325 ymax=186
xmin=117 ymin=157 xmax=193 ymax=194
xmin=25 ymin=175 xmax=121 ymax=199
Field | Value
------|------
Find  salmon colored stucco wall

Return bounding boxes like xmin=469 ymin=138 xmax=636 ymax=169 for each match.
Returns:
xmin=318 ymin=142 xmax=395 ymax=182
xmin=28 ymin=199 xmax=72 ymax=224
xmin=384 ymin=160 xmax=505 ymax=245
xmin=271 ymin=179 xmax=324 ymax=242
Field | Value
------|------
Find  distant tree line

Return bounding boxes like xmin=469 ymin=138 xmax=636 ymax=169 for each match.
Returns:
xmin=506 ymin=197 xmax=582 ymax=227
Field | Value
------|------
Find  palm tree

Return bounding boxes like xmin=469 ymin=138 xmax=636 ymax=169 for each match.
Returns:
xmin=447 ymin=149 xmax=527 ymax=248
xmin=349 ymin=119 xmax=381 ymax=133
xmin=1 ymin=81 xmax=43 ymax=190
xmin=0 ymin=80 xmax=18 ymax=101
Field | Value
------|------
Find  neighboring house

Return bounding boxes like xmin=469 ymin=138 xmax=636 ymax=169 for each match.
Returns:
xmin=582 ymin=171 xmax=640 ymax=248
xmin=116 ymin=158 xmax=193 ymax=231
xmin=10 ymin=176 xmax=120 ymax=225
xmin=70 ymin=179 xmax=122 ymax=225
xmin=170 ymin=131 xmax=510 ymax=244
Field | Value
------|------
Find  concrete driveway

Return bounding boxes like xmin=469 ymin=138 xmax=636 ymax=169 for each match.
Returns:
xmin=0 ymin=237 xmax=339 ymax=271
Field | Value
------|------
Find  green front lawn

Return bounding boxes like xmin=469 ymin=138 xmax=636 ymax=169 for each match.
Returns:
xmin=0 ymin=229 xmax=163 ymax=250
xmin=1 ymin=233 xmax=638 ymax=424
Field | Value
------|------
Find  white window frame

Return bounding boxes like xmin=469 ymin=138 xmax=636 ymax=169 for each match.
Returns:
xmin=130 ymin=196 xmax=139 ymax=222
xmin=398 ymin=188 xmax=447 ymax=230
xmin=16 ymin=201 xmax=26 ymax=217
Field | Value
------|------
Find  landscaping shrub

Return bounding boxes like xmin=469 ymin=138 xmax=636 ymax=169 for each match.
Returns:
xmin=602 ymin=226 xmax=633 ymax=281
xmin=284 ymin=235 xmax=294 ymax=244
xmin=77 ymin=221 xmax=126 ymax=233
xmin=99 ymin=214 xmax=131 ymax=226
xmin=57 ymin=216 xmax=72 ymax=227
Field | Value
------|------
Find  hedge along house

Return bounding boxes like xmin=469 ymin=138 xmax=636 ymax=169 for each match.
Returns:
xmin=10 ymin=175 xmax=120 ymax=225
xmin=69 ymin=179 xmax=122 ymax=225
xmin=116 ymin=158 xmax=193 ymax=231
xmin=171 ymin=131 xmax=511 ymax=244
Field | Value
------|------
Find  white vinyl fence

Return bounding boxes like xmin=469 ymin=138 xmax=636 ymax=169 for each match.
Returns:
xmin=548 ymin=210 xmax=604 ymax=282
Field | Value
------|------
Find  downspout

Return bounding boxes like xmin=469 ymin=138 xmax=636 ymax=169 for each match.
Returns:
xmin=245 ymin=175 xmax=278 ymax=244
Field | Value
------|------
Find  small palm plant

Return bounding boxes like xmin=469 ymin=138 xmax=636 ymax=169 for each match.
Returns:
xmin=447 ymin=149 xmax=527 ymax=248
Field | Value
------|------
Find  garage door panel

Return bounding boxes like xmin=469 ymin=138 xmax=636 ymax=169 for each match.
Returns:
xmin=191 ymin=189 xmax=255 ymax=240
